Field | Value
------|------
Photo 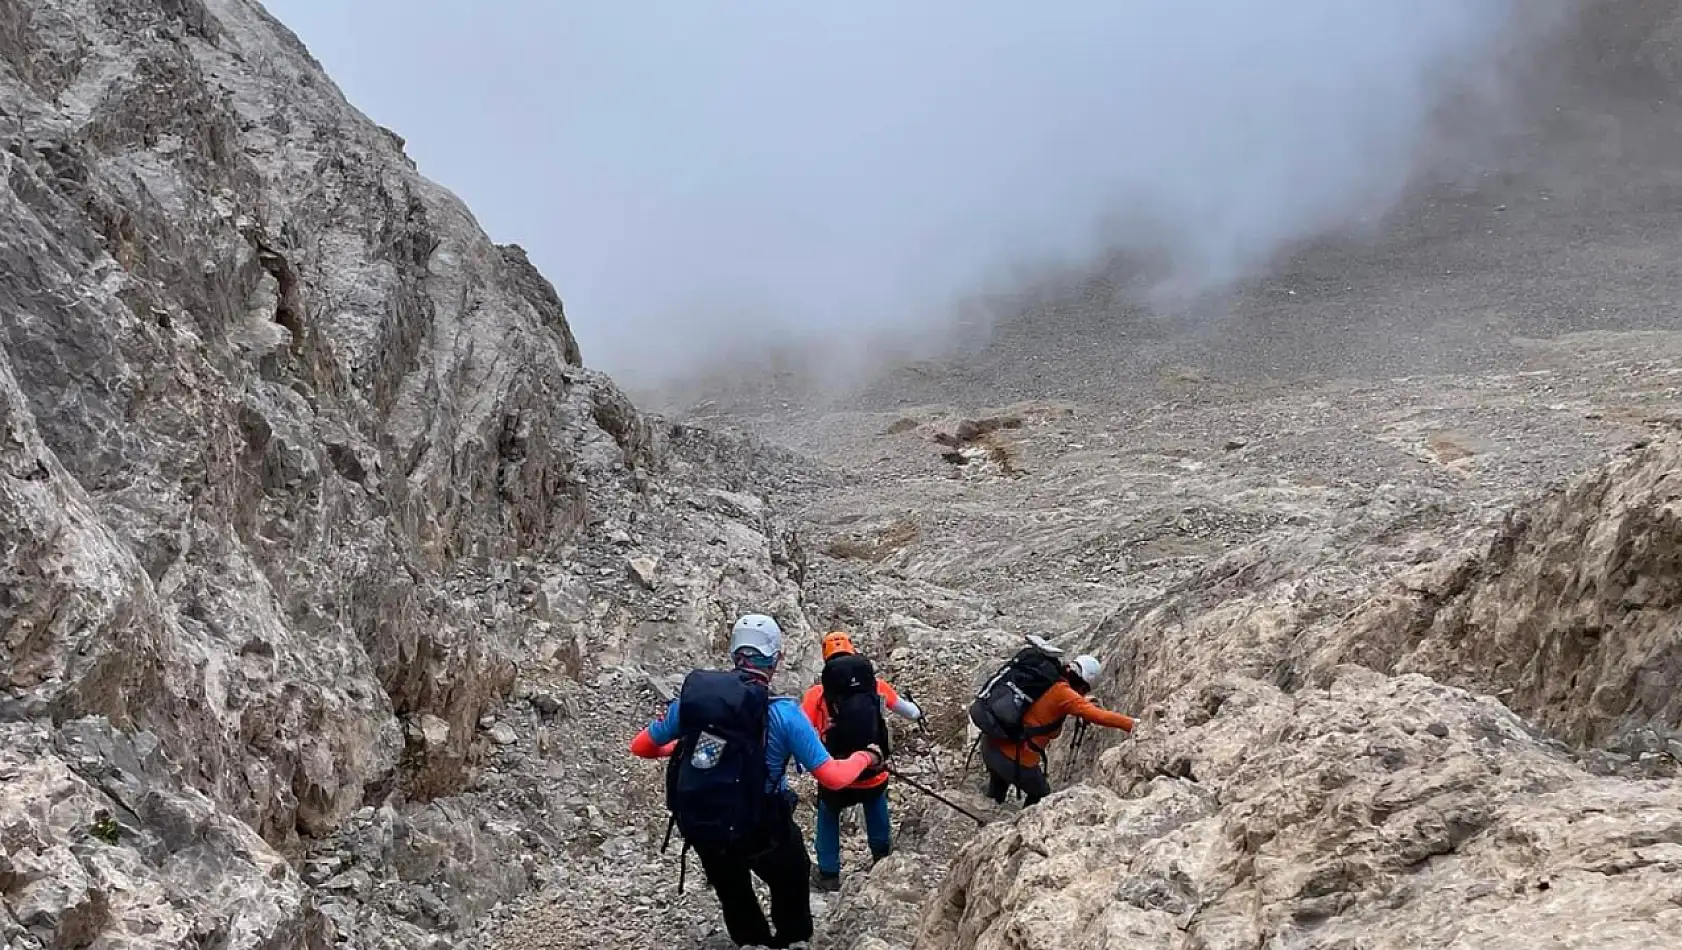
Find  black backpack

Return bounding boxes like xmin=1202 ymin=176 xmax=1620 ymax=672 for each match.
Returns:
xmin=663 ymin=669 xmax=774 ymax=861
xmin=968 ymin=643 xmax=1065 ymax=742
xmin=819 ymin=652 xmax=889 ymax=779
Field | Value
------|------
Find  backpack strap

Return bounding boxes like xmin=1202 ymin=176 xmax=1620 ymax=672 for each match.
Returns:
xmin=1022 ymin=713 xmax=1069 ymax=740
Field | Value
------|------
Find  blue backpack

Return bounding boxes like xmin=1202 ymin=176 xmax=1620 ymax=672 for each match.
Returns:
xmin=661 ymin=669 xmax=775 ymax=888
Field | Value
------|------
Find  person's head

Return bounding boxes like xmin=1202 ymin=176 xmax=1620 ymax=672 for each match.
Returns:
xmin=1065 ymin=654 xmax=1102 ymax=694
xmin=729 ymin=614 xmax=784 ymax=681
xmin=821 ymin=631 xmax=856 ymax=662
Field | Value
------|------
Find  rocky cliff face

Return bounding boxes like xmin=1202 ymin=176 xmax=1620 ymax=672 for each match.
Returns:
xmin=903 ymin=436 xmax=1682 ymax=950
xmin=8 ymin=2 xmax=1682 ymax=950
xmin=921 ymin=668 xmax=1682 ymax=950
xmin=1332 ymin=438 xmax=1682 ymax=751
xmin=0 ymin=1 xmax=821 ymax=947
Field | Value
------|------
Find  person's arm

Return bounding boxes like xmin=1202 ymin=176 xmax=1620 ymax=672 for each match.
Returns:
xmin=630 ymin=700 xmax=682 ymax=758
xmin=1060 ymin=687 xmax=1136 ymax=731
xmin=813 ymin=755 xmax=876 ymax=789
xmin=879 ymin=680 xmax=922 ymax=721
xmin=888 ymin=696 xmax=922 ymax=720
xmin=777 ymin=703 xmax=879 ymax=789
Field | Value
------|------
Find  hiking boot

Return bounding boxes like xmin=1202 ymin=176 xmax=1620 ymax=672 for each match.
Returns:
xmin=811 ymin=869 xmax=841 ymax=892
xmin=870 ymin=843 xmax=893 ymax=866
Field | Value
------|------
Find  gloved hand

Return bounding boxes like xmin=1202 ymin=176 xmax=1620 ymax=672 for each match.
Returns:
xmin=863 ymin=743 xmax=887 ymax=768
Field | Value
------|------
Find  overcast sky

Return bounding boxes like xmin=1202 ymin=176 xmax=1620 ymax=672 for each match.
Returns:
xmin=264 ymin=0 xmax=1551 ymax=385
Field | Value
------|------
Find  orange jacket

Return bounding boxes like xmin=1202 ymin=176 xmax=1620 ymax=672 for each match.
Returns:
xmin=988 ymin=679 xmax=1134 ymax=769
xmin=800 ymin=678 xmax=904 ymax=789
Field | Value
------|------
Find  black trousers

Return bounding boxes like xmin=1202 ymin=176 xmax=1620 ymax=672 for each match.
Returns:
xmin=981 ymin=740 xmax=1052 ymax=807
xmin=693 ymin=816 xmax=813 ymax=949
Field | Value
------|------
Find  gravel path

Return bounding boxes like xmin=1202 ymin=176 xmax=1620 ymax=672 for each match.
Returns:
xmin=490 ymin=4 xmax=1682 ymax=945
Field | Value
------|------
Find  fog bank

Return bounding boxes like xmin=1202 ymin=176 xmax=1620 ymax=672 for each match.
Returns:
xmin=268 ymin=0 xmax=1567 ymax=387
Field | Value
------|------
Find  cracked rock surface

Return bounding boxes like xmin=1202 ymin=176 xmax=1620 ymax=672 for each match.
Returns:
xmin=1 ymin=1 xmax=821 ymax=946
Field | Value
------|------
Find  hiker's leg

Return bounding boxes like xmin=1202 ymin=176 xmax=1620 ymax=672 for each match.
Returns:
xmin=979 ymin=742 xmax=1012 ymax=803
xmin=813 ymin=797 xmax=842 ymax=876
xmin=1020 ymin=763 xmax=1052 ymax=807
xmin=753 ymin=820 xmax=814 ymax=949
xmin=696 ymin=845 xmax=773 ymax=947
xmin=863 ymin=787 xmax=892 ymax=859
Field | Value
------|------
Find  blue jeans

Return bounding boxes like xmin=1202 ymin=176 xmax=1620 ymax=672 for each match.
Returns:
xmin=813 ymin=787 xmax=892 ymax=875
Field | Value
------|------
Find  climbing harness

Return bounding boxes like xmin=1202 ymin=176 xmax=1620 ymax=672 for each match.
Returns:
xmin=922 ymin=723 xmax=945 ymax=789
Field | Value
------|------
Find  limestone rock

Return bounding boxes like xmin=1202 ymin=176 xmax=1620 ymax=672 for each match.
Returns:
xmin=917 ymin=669 xmax=1682 ymax=950
xmin=0 ymin=720 xmax=322 ymax=950
xmin=1328 ymin=438 xmax=1682 ymax=746
xmin=899 ymin=439 xmax=1682 ymax=950
xmin=0 ymin=0 xmax=815 ymax=945
xmin=529 ymin=692 xmax=566 ymax=718
xmin=627 ymin=555 xmax=659 ymax=590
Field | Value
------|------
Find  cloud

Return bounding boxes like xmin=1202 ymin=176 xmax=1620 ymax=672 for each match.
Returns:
xmin=267 ymin=0 xmax=1568 ymax=386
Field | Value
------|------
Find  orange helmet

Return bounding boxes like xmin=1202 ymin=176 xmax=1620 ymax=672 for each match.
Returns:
xmin=821 ymin=631 xmax=856 ymax=661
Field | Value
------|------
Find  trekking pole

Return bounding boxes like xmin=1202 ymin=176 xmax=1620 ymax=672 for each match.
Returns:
xmin=885 ymin=766 xmax=987 ymax=826
xmin=1064 ymin=719 xmax=1089 ymax=780
xmin=908 ymin=703 xmax=946 ymax=789
xmin=926 ymin=732 xmax=945 ymax=789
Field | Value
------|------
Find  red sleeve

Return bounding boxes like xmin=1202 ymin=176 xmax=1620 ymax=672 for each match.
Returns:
xmin=630 ymin=728 xmax=678 ymax=758
xmin=875 ymin=679 xmax=901 ymax=707
xmin=1060 ymin=688 xmax=1136 ymax=731
xmin=812 ymin=752 xmax=876 ymax=789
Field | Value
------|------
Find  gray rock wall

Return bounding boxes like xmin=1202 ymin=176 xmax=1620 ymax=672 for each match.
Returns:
xmin=900 ymin=437 xmax=1682 ymax=950
xmin=0 ymin=1 xmax=820 ymax=945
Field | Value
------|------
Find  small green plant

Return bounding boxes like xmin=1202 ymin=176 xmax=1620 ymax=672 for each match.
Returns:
xmin=90 ymin=809 xmax=121 ymax=845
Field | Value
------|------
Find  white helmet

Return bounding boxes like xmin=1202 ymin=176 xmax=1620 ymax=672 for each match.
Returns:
xmin=1068 ymin=654 xmax=1102 ymax=684
xmin=729 ymin=614 xmax=783 ymax=663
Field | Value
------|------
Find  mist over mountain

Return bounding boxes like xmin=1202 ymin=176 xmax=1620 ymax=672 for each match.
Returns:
xmin=268 ymin=0 xmax=1570 ymax=388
